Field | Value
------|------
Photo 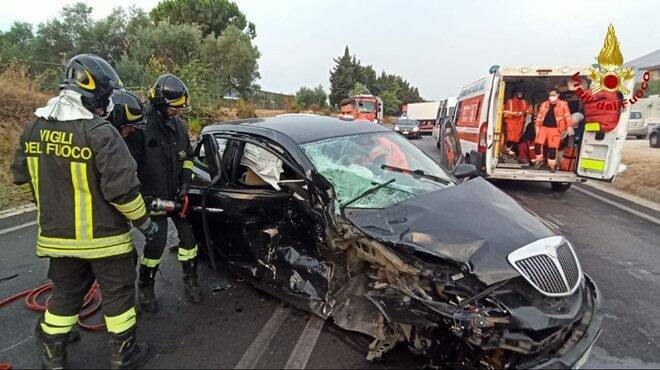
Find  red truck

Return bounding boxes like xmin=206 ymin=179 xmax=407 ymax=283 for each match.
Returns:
xmin=352 ymin=95 xmax=383 ymax=123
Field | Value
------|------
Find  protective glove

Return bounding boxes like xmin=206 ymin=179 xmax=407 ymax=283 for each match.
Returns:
xmin=137 ymin=217 xmax=159 ymax=241
xmin=177 ymin=182 xmax=190 ymax=201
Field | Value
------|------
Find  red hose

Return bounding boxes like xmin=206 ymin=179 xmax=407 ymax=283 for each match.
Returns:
xmin=0 ymin=281 xmax=105 ymax=331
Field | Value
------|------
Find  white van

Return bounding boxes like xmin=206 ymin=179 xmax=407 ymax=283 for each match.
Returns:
xmin=441 ymin=65 xmax=634 ymax=191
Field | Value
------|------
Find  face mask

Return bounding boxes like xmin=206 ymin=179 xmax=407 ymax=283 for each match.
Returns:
xmin=549 ymin=96 xmax=558 ymax=103
xmin=516 ymin=94 xmax=523 ymax=99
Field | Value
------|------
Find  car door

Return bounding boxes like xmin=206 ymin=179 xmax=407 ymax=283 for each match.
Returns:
xmin=188 ymin=132 xmax=329 ymax=300
xmin=437 ymin=118 xmax=463 ymax=170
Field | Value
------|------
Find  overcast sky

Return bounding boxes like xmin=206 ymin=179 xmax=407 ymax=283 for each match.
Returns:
xmin=2 ymin=0 xmax=658 ymax=100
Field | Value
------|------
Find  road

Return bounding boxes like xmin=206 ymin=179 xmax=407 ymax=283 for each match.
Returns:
xmin=1 ymin=135 xmax=659 ymax=369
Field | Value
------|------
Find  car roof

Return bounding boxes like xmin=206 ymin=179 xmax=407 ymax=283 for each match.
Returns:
xmin=202 ymin=114 xmax=391 ymax=144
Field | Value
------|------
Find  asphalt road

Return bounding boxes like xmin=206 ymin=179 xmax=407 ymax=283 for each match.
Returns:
xmin=1 ymin=135 xmax=659 ymax=369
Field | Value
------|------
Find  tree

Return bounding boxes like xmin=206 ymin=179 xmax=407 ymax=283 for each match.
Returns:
xmin=150 ymin=0 xmax=256 ymax=39
xmin=329 ymin=46 xmax=359 ymax=106
xmin=380 ymin=90 xmax=401 ymax=116
xmin=0 ymin=22 xmax=35 ymax=64
xmin=348 ymin=82 xmax=371 ymax=97
xmin=200 ymin=25 xmax=260 ymax=98
xmin=295 ymin=85 xmax=327 ymax=109
xmin=128 ymin=21 xmax=202 ymax=70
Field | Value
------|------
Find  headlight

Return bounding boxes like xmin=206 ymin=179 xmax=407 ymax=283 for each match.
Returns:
xmin=413 ymin=126 xmax=420 ymax=131
xmin=394 ymin=126 xmax=400 ymax=131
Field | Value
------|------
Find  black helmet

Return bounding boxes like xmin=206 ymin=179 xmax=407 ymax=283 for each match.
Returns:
xmin=109 ymin=90 xmax=145 ymax=131
xmin=148 ymin=74 xmax=190 ymax=111
xmin=61 ymin=54 xmax=122 ymax=114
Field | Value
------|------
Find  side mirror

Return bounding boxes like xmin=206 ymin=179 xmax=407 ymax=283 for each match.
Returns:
xmin=200 ymin=133 xmax=221 ymax=179
xmin=452 ymin=163 xmax=478 ymax=179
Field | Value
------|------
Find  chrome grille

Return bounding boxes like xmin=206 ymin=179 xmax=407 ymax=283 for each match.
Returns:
xmin=508 ymin=236 xmax=583 ymax=297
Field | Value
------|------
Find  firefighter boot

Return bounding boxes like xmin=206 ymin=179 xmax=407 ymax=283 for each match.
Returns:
xmin=138 ymin=266 xmax=158 ymax=312
xmin=181 ymin=259 xmax=202 ymax=303
xmin=109 ymin=327 xmax=150 ymax=369
xmin=35 ymin=323 xmax=69 ymax=370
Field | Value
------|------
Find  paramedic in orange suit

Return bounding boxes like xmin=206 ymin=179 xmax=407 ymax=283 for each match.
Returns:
xmin=502 ymin=88 xmax=532 ymax=156
xmin=533 ymin=88 xmax=573 ymax=171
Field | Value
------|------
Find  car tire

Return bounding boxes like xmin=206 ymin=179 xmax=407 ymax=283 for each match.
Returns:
xmin=636 ymin=135 xmax=646 ymax=140
xmin=650 ymin=133 xmax=659 ymax=148
xmin=551 ymin=182 xmax=572 ymax=192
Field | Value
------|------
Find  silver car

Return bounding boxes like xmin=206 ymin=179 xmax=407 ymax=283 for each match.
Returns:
xmin=627 ymin=111 xmax=648 ymax=139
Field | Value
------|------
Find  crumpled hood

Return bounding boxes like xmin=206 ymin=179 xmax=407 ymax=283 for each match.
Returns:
xmin=344 ymin=177 xmax=554 ymax=285
xmin=35 ymin=89 xmax=94 ymax=121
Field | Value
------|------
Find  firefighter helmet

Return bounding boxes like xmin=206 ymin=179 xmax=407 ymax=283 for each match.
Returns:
xmin=109 ymin=90 xmax=145 ymax=131
xmin=148 ymin=74 xmax=190 ymax=111
xmin=61 ymin=54 xmax=123 ymax=114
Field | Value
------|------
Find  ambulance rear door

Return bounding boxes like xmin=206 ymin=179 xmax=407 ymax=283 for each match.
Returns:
xmin=577 ymin=78 xmax=635 ymax=182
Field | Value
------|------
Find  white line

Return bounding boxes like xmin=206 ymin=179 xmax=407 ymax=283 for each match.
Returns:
xmin=235 ymin=303 xmax=290 ymax=369
xmin=0 ymin=335 xmax=33 ymax=354
xmin=284 ymin=315 xmax=325 ymax=369
xmin=0 ymin=221 xmax=37 ymax=235
xmin=0 ymin=204 xmax=36 ymax=219
xmin=573 ymin=186 xmax=660 ymax=226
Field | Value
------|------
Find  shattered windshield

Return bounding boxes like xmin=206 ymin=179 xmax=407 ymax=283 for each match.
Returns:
xmin=302 ymin=132 xmax=454 ymax=209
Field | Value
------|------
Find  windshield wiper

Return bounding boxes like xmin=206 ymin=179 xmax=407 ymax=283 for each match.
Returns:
xmin=381 ymin=165 xmax=452 ymax=185
xmin=340 ymin=178 xmax=396 ymax=210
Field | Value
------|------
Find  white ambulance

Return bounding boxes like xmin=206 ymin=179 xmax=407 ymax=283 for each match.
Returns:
xmin=441 ymin=65 xmax=634 ymax=191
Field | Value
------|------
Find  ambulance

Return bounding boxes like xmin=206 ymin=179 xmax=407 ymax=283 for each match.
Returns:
xmin=445 ymin=65 xmax=634 ymax=191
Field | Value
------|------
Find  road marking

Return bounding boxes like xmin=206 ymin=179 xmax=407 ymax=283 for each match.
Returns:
xmin=573 ymin=186 xmax=660 ymax=226
xmin=284 ymin=315 xmax=325 ymax=369
xmin=235 ymin=303 xmax=290 ymax=369
xmin=0 ymin=335 xmax=33 ymax=354
xmin=0 ymin=204 xmax=36 ymax=220
xmin=0 ymin=221 xmax=37 ymax=236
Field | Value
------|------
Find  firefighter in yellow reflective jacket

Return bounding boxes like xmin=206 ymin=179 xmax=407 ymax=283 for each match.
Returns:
xmin=11 ymin=54 xmax=157 ymax=370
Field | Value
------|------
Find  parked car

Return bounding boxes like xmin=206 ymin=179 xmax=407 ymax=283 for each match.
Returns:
xmin=650 ymin=124 xmax=660 ymax=148
xmin=627 ymin=111 xmax=648 ymax=139
xmin=393 ymin=117 xmax=421 ymax=139
xmin=187 ymin=114 xmax=602 ymax=368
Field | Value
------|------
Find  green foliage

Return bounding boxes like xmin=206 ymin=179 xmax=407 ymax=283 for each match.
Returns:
xmin=348 ymin=82 xmax=371 ymax=97
xmin=150 ymin=0 xmax=256 ymax=39
xmin=128 ymin=21 xmax=202 ymax=69
xmin=380 ymin=90 xmax=401 ymax=116
xmin=295 ymin=85 xmax=327 ymax=109
xmin=329 ymin=46 xmax=423 ymax=110
xmin=0 ymin=22 xmax=35 ymax=63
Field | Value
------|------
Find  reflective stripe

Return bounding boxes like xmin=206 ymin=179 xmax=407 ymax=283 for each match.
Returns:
xmin=37 ymin=232 xmax=133 ymax=259
xmin=105 ymin=307 xmax=137 ymax=334
xmin=182 ymin=160 xmax=194 ymax=170
xmin=71 ymin=162 xmax=93 ymax=239
xmin=580 ymin=158 xmax=606 ymax=172
xmin=41 ymin=310 xmax=78 ymax=334
xmin=585 ymin=122 xmax=601 ymax=132
xmin=112 ymin=195 xmax=147 ymax=221
xmin=167 ymin=95 xmax=187 ymax=107
xmin=27 ymin=157 xmax=41 ymax=234
xmin=140 ymin=256 xmax=161 ymax=268
xmin=177 ymin=246 xmax=198 ymax=261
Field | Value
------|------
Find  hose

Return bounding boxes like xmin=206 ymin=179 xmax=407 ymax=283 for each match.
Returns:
xmin=0 ymin=281 xmax=105 ymax=331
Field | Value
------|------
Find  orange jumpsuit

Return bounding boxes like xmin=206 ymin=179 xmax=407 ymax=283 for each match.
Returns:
xmin=534 ymin=100 xmax=572 ymax=168
xmin=503 ymin=97 xmax=531 ymax=143
xmin=370 ymin=137 xmax=409 ymax=169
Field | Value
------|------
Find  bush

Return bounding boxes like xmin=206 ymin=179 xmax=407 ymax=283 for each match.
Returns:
xmin=236 ymin=99 xmax=257 ymax=118
xmin=309 ymin=103 xmax=321 ymax=113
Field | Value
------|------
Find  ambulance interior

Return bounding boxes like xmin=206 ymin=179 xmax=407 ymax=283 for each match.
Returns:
xmin=495 ymin=74 xmax=613 ymax=173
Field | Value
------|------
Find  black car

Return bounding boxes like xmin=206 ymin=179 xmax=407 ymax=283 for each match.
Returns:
xmin=394 ymin=117 xmax=422 ymax=139
xmin=650 ymin=124 xmax=660 ymax=148
xmin=187 ymin=114 xmax=602 ymax=368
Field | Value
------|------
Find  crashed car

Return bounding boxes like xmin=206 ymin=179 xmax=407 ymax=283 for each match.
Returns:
xmin=187 ymin=114 xmax=602 ymax=368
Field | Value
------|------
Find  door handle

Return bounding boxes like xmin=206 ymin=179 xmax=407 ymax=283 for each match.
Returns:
xmin=192 ymin=206 xmax=224 ymax=213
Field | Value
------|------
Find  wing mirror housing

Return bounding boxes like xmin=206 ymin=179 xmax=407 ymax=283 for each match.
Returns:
xmin=452 ymin=163 xmax=478 ymax=179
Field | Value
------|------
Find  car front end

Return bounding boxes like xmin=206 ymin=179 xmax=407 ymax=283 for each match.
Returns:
xmin=394 ymin=119 xmax=422 ymax=139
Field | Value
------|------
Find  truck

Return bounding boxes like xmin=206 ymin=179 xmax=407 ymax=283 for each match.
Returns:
xmin=438 ymin=65 xmax=634 ymax=191
xmin=351 ymin=94 xmax=383 ymax=123
xmin=402 ymin=101 xmax=441 ymax=134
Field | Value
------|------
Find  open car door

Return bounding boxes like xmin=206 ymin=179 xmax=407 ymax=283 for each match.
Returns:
xmin=438 ymin=118 xmax=463 ymax=170
xmin=577 ymin=79 xmax=635 ymax=182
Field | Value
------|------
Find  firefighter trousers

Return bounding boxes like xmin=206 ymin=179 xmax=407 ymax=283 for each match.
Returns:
xmin=41 ymin=252 xmax=137 ymax=335
xmin=140 ymin=214 xmax=198 ymax=268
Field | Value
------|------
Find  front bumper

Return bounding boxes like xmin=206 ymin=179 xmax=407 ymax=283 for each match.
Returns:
xmin=521 ymin=275 xmax=603 ymax=369
xmin=627 ymin=126 xmax=648 ymax=136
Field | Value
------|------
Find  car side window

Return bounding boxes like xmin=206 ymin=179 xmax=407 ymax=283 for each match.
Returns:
xmin=194 ymin=137 xmax=228 ymax=169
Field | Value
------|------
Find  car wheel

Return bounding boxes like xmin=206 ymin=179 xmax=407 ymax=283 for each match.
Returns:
xmin=651 ymin=133 xmax=659 ymax=148
xmin=551 ymin=182 xmax=572 ymax=192
xmin=637 ymin=135 xmax=646 ymax=140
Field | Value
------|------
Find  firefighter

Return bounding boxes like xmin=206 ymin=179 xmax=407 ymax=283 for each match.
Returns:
xmin=502 ymin=88 xmax=532 ymax=157
xmin=533 ymin=88 xmax=573 ymax=171
xmin=108 ymin=90 xmax=146 ymax=139
xmin=125 ymin=74 xmax=202 ymax=312
xmin=10 ymin=54 xmax=157 ymax=369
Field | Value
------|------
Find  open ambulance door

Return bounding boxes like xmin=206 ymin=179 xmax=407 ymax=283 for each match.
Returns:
xmin=485 ymin=78 xmax=505 ymax=175
xmin=577 ymin=79 xmax=634 ymax=182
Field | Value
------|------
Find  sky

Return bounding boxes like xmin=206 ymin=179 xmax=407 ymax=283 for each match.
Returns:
xmin=2 ymin=0 xmax=659 ymax=100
